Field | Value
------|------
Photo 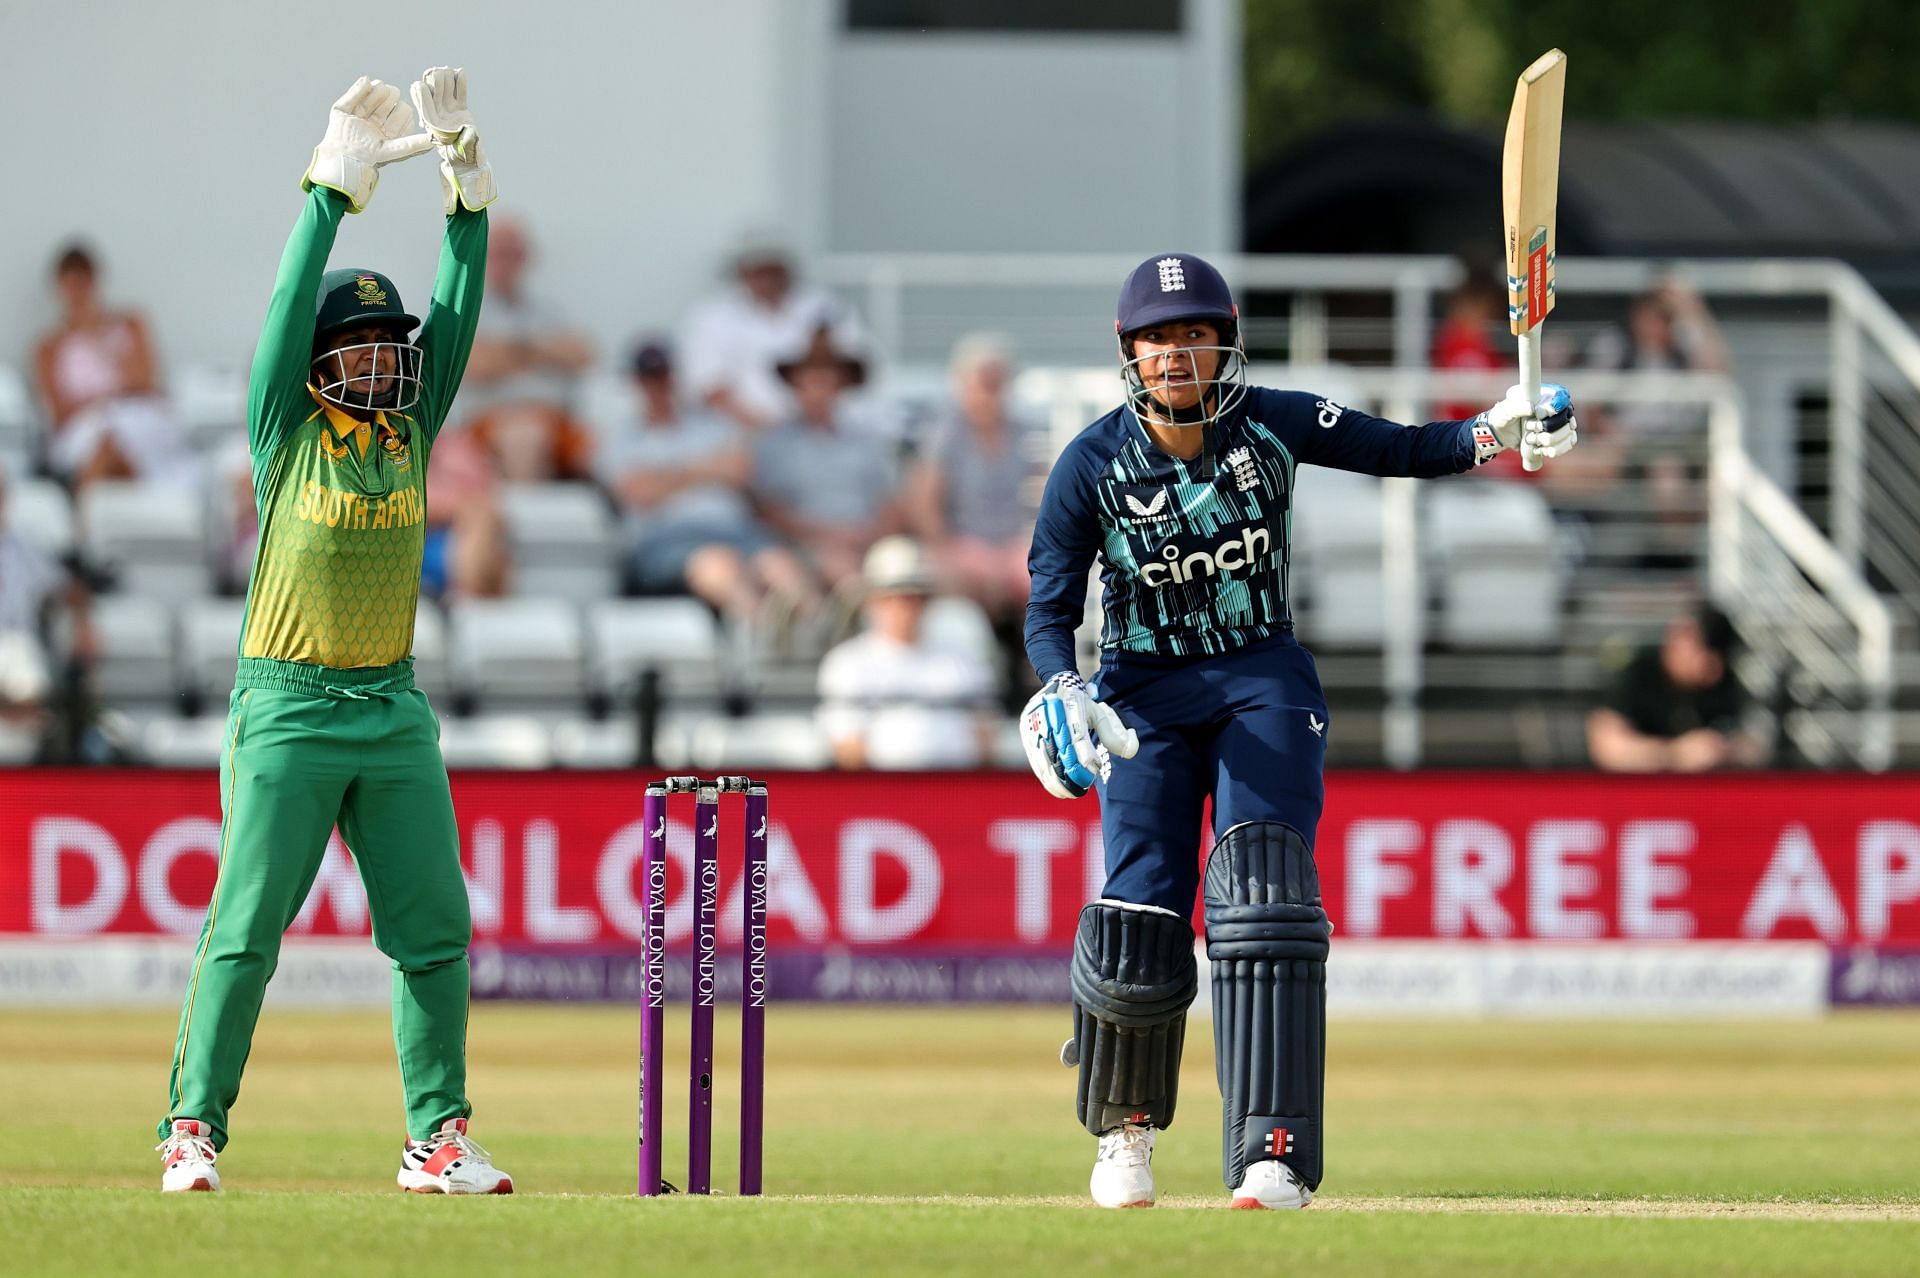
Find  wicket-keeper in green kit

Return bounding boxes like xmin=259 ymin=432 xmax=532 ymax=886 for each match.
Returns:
xmin=154 ymin=70 xmax=512 ymax=1195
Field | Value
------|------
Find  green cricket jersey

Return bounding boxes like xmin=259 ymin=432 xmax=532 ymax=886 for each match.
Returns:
xmin=238 ymin=188 xmax=486 ymax=668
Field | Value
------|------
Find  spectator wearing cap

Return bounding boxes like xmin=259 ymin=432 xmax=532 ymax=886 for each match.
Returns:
xmin=680 ymin=232 xmax=868 ymax=431
xmin=599 ymin=340 xmax=813 ymax=619
xmin=751 ymin=325 xmax=904 ymax=593
xmin=1587 ymin=604 xmax=1767 ymax=772
xmin=816 ymin=536 xmax=996 ymax=770
xmin=33 ymin=243 xmax=195 ymax=491
xmin=456 ymin=216 xmax=597 ymax=480
xmin=904 ymin=333 xmax=1042 ymax=620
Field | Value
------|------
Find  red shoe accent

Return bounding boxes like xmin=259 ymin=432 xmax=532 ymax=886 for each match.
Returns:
xmin=1230 ymin=1197 xmax=1264 ymax=1210
xmin=422 ymin=1144 xmax=466 ymax=1176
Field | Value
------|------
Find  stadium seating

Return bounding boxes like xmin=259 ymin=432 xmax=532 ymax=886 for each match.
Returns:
xmin=449 ymin=598 xmax=588 ymax=709
xmin=79 ymin=481 xmax=211 ymax=598
xmin=87 ymin=596 xmax=178 ymax=710
xmin=435 ymin=713 xmax=554 ymax=769
xmin=499 ymin=483 xmax=620 ymax=603
xmin=173 ymin=365 xmax=247 ymax=450
xmin=10 ymin=479 xmax=75 ymax=558
xmin=179 ymin=598 xmax=246 ymax=705
xmin=410 ymin=601 xmax=450 ymax=700
xmin=685 ymin=711 xmax=830 ymax=770
xmin=1290 ymin=470 xmax=1388 ymax=647
xmin=585 ymin=597 xmax=724 ymax=706
xmin=1425 ymin=481 xmax=1564 ymax=648
xmin=550 ymin=715 xmax=641 ymax=769
xmin=0 ymin=366 xmax=35 ymax=460
xmin=140 ymin=714 xmax=228 ymax=768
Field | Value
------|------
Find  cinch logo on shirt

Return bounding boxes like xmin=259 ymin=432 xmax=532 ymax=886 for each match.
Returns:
xmin=1138 ymin=525 xmax=1271 ymax=588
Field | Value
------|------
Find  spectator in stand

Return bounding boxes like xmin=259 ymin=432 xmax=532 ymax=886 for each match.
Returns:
xmin=456 ymin=216 xmax=596 ymax=481
xmin=422 ymin=427 xmax=512 ymax=600
xmin=904 ymin=332 xmax=1040 ymax=620
xmin=1587 ymin=603 xmax=1766 ymax=772
xmin=1431 ymin=265 xmax=1507 ymax=424
xmin=817 ymin=536 xmax=996 ymax=770
xmin=1582 ymin=276 xmax=1731 ymax=566
xmin=681 ymin=231 xmax=866 ymax=431
xmin=33 ymin=244 xmax=196 ymax=490
xmin=752 ymin=325 xmax=904 ymax=594
xmin=0 ymin=463 xmax=91 ymax=757
xmin=600 ymin=340 xmax=813 ymax=619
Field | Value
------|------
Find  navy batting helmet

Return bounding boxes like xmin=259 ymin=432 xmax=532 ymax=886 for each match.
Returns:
xmin=1116 ymin=252 xmax=1238 ymax=339
xmin=1115 ymin=253 xmax=1246 ymax=427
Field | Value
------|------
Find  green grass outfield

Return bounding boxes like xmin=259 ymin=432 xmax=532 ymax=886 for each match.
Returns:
xmin=5 ymin=1005 xmax=1920 ymax=1276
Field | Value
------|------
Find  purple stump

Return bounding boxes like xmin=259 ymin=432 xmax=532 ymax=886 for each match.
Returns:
xmin=688 ymin=782 xmax=720 ymax=1193
xmin=739 ymin=783 xmax=769 ymax=1196
xmin=637 ymin=784 xmax=668 ymax=1196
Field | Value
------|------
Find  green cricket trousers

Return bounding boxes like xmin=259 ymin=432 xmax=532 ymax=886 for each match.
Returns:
xmin=159 ymin=657 xmax=472 ymax=1149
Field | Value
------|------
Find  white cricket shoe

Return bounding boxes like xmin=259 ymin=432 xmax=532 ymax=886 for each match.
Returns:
xmin=157 ymin=1118 xmax=220 ymax=1193
xmin=1090 ymin=1122 xmax=1156 ymax=1208
xmin=1230 ymin=1159 xmax=1312 ymax=1210
xmin=397 ymin=1118 xmax=514 ymax=1195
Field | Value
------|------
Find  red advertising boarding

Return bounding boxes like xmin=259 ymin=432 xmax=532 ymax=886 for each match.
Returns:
xmin=3 ymin=770 xmax=1919 ymax=946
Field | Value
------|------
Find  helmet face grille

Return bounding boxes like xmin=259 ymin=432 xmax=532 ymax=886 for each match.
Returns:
xmin=310 ymin=341 xmax=424 ymax=413
xmin=1118 ymin=340 xmax=1249 ymax=430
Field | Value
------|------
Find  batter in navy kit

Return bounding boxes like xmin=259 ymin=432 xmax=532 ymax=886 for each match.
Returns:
xmin=1021 ymin=253 xmax=1578 ymax=1209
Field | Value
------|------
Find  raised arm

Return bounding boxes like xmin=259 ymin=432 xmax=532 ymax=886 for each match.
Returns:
xmin=247 ymin=187 xmax=349 ymax=453
xmin=1283 ymin=387 xmax=1576 ymax=477
xmin=409 ymin=67 xmax=499 ymax=438
xmin=249 ymin=77 xmax=431 ymax=454
xmin=415 ymin=209 xmax=489 ymax=434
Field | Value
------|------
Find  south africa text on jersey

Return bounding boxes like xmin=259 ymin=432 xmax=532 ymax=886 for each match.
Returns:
xmin=293 ymin=480 xmax=425 ymax=531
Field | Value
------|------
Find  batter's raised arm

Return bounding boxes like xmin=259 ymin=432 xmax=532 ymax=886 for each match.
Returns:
xmin=249 ymin=78 xmax=431 ymax=452
xmin=1281 ymin=385 xmax=1578 ymax=478
xmin=410 ymin=67 xmax=497 ymax=433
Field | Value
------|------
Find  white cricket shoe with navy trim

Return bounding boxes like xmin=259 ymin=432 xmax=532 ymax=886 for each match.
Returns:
xmin=397 ymin=1118 xmax=514 ymax=1195
xmin=1230 ymin=1158 xmax=1312 ymax=1210
xmin=157 ymin=1118 xmax=220 ymax=1193
xmin=1090 ymin=1122 xmax=1156 ymax=1208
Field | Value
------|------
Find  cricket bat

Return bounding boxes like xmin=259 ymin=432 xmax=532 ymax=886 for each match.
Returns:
xmin=1502 ymin=48 xmax=1567 ymax=472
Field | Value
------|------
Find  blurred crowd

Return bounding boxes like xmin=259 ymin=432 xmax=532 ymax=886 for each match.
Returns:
xmin=1 ymin=231 xmax=1749 ymax=771
xmin=1 ymin=225 xmax=1043 ymax=766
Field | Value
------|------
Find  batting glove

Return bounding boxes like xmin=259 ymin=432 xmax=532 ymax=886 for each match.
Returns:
xmin=412 ymin=67 xmax=497 ymax=214
xmin=1020 ymin=672 xmax=1140 ymax=800
xmin=303 ymin=77 xmax=434 ymax=214
xmin=1472 ymin=382 xmax=1578 ymax=466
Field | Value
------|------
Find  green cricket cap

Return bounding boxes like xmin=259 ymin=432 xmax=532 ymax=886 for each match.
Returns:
xmin=313 ymin=268 xmax=420 ymax=340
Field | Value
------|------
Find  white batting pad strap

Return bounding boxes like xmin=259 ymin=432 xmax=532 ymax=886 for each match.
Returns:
xmin=1092 ymin=898 xmax=1187 ymax=919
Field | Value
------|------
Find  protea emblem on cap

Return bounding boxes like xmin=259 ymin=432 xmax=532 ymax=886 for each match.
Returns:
xmin=354 ymin=275 xmax=389 ymax=306
xmin=1156 ymin=257 xmax=1185 ymax=292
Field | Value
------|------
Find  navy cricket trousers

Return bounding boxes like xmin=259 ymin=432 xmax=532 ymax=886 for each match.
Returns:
xmin=1089 ymin=632 xmax=1330 ymax=915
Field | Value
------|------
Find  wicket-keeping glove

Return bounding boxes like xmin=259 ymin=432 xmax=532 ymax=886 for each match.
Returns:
xmin=1472 ymin=382 xmax=1578 ymax=466
xmin=412 ymin=67 xmax=497 ymax=214
xmin=303 ymin=77 xmax=434 ymax=214
xmin=1020 ymin=672 xmax=1140 ymax=800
